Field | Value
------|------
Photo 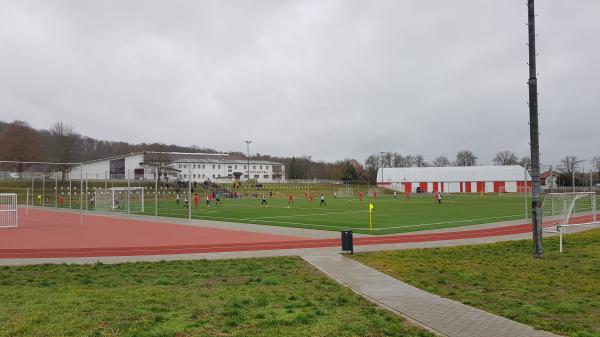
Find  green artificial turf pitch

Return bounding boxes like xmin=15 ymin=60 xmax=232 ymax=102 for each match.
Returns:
xmin=138 ymin=193 xmax=529 ymax=235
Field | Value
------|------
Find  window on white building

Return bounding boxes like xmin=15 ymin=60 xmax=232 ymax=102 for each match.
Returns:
xmin=254 ymin=175 xmax=259 ymax=179
xmin=178 ymin=164 xmax=182 ymax=169
xmin=264 ymin=175 xmax=269 ymax=179
xmin=218 ymin=165 xmax=221 ymax=169
xmin=212 ymin=165 xmax=215 ymax=169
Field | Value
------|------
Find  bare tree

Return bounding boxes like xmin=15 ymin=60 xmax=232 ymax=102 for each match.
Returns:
xmin=392 ymin=153 xmax=405 ymax=167
xmin=378 ymin=152 xmax=393 ymax=168
xmin=592 ymin=156 xmax=600 ymax=181
xmin=414 ymin=154 xmax=428 ymax=167
xmin=432 ymin=156 xmax=451 ymax=167
xmin=559 ymin=156 xmax=578 ymax=175
xmin=518 ymin=156 xmax=531 ymax=169
xmin=364 ymin=154 xmax=380 ymax=183
xmin=455 ymin=150 xmax=477 ymax=166
xmin=403 ymin=155 xmax=416 ymax=167
xmin=50 ymin=121 xmax=79 ymax=179
xmin=299 ymin=155 xmax=312 ymax=178
xmin=143 ymin=152 xmax=173 ymax=182
xmin=493 ymin=151 xmax=519 ymax=165
xmin=0 ymin=120 xmax=39 ymax=173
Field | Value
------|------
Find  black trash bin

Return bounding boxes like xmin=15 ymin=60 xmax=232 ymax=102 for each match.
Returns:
xmin=341 ymin=230 xmax=353 ymax=254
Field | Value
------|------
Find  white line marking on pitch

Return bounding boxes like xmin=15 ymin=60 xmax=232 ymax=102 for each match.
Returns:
xmin=238 ymin=210 xmax=366 ymax=221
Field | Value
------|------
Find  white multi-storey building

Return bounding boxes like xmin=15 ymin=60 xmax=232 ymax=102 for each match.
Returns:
xmin=68 ymin=152 xmax=285 ymax=183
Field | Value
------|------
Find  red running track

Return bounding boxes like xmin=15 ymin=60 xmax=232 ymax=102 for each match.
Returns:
xmin=0 ymin=208 xmax=594 ymax=259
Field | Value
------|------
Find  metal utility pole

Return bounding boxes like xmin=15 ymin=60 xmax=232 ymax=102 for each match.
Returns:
xmin=527 ymin=0 xmax=543 ymax=258
xmin=380 ymin=151 xmax=386 ymax=187
xmin=245 ymin=140 xmax=252 ymax=181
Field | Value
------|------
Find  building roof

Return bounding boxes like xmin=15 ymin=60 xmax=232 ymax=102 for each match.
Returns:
xmin=80 ymin=151 xmax=283 ymax=166
xmin=377 ymin=165 xmax=530 ymax=183
xmin=540 ymin=171 xmax=558 ymax=179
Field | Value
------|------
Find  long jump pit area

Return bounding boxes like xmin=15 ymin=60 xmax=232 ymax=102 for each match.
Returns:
xmin=1 ymin=207 xmax=590 ymax=263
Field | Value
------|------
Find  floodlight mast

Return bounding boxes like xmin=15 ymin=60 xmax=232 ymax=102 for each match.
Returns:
xmin=527 ymin=0 xmax=543 ymax=258
xmin=245 ymin=140 xmax=252 ymax=182
xmin=379 ymin=152 xmax=386 ymax=188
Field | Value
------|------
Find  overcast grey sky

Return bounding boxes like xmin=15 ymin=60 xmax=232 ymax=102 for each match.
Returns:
xmin=0 ymin=1 xmax=598 ymax=165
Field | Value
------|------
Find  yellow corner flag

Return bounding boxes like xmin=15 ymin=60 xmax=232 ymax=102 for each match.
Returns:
xmin=369 ymin=203 xmax=374 ymax=230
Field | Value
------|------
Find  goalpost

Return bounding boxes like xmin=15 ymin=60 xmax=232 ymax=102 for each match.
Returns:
xmin=0 ymin=193 xmax=18 ymax=228
xmin=541 ymin=192 xmax=598 ymax=252
xmin=336 ymin=187 xmax=354 ymax=197
xmin=95 ymin=187 xmax=145 ymax=214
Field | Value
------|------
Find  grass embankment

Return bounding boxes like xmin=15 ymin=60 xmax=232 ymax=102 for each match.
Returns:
xmin=352 ymin=229 xmax=600 ymax=337
xmin=0 ymin=257 xmax=433 ymax=337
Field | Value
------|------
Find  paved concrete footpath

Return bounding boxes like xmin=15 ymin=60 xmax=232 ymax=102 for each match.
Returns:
xmin=302 ymin=253 xmax=561 ymax=337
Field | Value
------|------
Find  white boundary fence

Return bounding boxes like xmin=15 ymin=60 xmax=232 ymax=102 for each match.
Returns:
xmin=0 ymin=193 xmax=17 ymax=228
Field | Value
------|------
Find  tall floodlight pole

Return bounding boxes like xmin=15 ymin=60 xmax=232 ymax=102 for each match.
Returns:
xmin=245 ymin=140 xmax=252 ymax=181
xmin=380 ymin=152 xmax=386 ymax=187
xmin=527 ymin=0 xmax=543 ymax=258
xmin=155 ymin=165 xmax=158 ymax=217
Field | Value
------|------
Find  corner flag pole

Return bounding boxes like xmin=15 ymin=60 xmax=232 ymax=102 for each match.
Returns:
xmin=369 ymin=203 xmax=374 ymax=231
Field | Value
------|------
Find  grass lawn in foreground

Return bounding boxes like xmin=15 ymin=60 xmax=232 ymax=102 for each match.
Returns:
xmin=0 ymin=257 xmax=433 ymax=337
xmin=139 ymin=193 xmax=527 ymax=234
xmin=352 ymin=229 xmax=600 ymax=337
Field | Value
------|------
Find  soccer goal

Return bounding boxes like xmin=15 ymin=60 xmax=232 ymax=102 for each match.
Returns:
xmin=95 ymin=187 xmax=145 ymax=214
xmin=0 ymin=193 xmax=18 ymax=228
xmin=336 ymin=187 xmax=354 ymax=197
xmin=541 ymin=192 xmax=598 ymax=252
xmin=368 ymin=188 xmax=383 ymax=197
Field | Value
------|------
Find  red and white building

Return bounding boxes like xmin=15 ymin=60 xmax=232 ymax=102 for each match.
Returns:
xmin=377 ymin=165 xmax=531 ymax=193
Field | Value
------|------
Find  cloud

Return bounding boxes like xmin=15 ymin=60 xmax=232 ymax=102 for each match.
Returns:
xmin=1 ymin=0 xmax=598 ymax=165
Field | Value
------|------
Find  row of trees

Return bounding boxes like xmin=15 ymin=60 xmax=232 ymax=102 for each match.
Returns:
xmin=1 ymin=120 xmax=598 ymax=185
xmin=0 ymin=120 xmax=217 ymax=174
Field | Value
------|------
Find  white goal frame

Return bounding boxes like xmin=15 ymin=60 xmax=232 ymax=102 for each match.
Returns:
xmin=94 ymin=187 xmax=145 ymax=214
xmin=336 ymin=187 xmax=354 ymax=197
xmin=541 ymin=192 xmax=598 ymax=252
xmin=0 ymin=193 xmax=18 ymax=228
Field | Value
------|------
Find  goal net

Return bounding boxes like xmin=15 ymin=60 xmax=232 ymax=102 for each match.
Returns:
xmin=95 ymin=187 xmax=145 ymax=214
xmin=368 ymin=188 xmax=383 ymax=197
xmin=541 ymin=192 xmax=598 ymax=228
xmin=0 ymin=193 xmax=17 ymax=228
xmin=336 ymin=187 xmax=354 ymax=197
